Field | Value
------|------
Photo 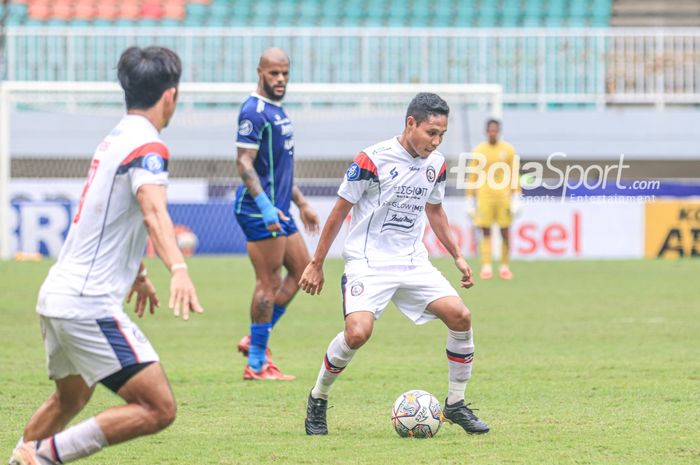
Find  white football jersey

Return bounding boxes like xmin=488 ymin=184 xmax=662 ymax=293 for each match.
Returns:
xmin=37 ymin=115 xmax=169 ymax=319
xmin=337 ymin=136 xmax=447 ymax=267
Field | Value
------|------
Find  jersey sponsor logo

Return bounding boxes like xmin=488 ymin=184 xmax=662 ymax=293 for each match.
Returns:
xmin=280 ymin=123 xmax=293 ymax=136
xmin=142 ymin=153 xmax=165 ymax=174
xmin=346 ymin=162 xmax=361 ymax=180
xmin=381 ymin=208 xmax=418 ymax=232
xmin=383 ymin=200 xmax=424 ymax=212
xmin=393 ymin=185 xmax=429 ymax=197
xmin=350 ymin=281 xmax=364 ymax=296
xmin=390 ymin=167 xmax=398 ymax=179
xmin=238 ymin=119 xmax=254 ymax=136
xmin=426 ymin=166 xmax=436 ymax=182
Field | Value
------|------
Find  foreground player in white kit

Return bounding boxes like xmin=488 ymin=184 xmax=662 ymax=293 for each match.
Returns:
xmin=300 ymin=93 xmax=489 ymax=436
xmin=9 ymin=46 xmax=204 ymax=465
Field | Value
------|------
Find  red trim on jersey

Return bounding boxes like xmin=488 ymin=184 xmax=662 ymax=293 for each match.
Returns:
xmin=120 ymin=142 xmax=170 ymax=167
xmin=113 ymin=317 xmax=141 ymax=363
xmin=438 ymin=162 xmax=447 ymax=178
xmin=354 ymin=151 xmax=378 ymax=175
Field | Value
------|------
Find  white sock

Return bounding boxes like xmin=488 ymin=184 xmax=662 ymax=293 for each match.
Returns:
xmin=36 ymin=417 xmax=108 ymax=464
xmin=311 ymin=332 xmax=357 ymax=400
xmin=446 ymin=329 xmax=474 ymax=405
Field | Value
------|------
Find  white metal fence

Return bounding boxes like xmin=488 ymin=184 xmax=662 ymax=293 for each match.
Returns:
xmin=4 ymin=27 xmax=700 ymax=108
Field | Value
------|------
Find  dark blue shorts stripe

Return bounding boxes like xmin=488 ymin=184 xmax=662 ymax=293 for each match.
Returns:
xmin=340 ymin=273 xmax=348 ymax=317
xmin=97 ymin=317 xmax=138 ymax=368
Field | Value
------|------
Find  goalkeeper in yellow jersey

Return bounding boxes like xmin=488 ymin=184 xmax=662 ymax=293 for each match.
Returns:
xmin=466 ymin=119 xmax=520 ymax=280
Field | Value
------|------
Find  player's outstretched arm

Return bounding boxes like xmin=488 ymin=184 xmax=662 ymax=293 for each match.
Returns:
xmin=137 ymin=184 xmax=204 ymax=320
xmin=292 ymin=184 xmax=320 ymax=235
xmin=237 ymin=147 xmax=286 ymax=232
xmin=299 ymin=197 xmax=354 ymax=295
xmin=425 ymin=202 xmax=474 ymax=289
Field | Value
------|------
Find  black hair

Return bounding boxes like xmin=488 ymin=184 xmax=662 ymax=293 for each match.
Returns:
xmin=117 ymin=46 xmax=182 ymax=110
xmin=486 ymin=118 xmax=501 ymax=129
xmin=405 ymin=92 xmax=450 ymax=126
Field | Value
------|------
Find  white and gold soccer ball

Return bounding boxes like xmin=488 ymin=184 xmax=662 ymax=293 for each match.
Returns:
xmin=391 ymin=390 xmax=442 ymax=438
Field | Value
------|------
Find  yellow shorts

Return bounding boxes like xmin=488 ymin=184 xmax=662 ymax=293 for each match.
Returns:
xmin=475 ymin=198 xmax=511 ymax=228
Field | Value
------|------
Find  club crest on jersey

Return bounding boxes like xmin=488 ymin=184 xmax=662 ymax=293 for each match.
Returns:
xmin=238 ymin=119 xmax=253 ymax=136
xmin=350 ymin=281 xmax=364 ymax=296
xmin=346 ymin=162 xmax=360 ymax=180
xmin=142 ymin=153 xmax=165 ymax=174
xmin=426 ymin=166 xmax=436 ymax=182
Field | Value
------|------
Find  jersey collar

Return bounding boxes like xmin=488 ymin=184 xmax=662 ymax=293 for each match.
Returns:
xmin=252 ymin=92 xmax=283 ymax=107
xmin=392 ymin=136 xmax=425 ymax=162
xmin=123 ymin=114 xmax=159 ymax=135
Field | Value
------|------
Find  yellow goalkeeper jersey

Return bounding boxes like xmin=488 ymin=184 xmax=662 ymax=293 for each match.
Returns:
xmin=468 ymin=140 xmax=518 ymax=200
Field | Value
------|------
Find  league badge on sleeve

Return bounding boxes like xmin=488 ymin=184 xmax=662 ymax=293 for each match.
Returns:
xmin=142 ymin=153 xmax=165 ymax=174
xmin=346 ymin=162 xmax=360 ymax=181
xmin=426 ymin=166 xmax=436 ymax=183
xmin=238 ymin=119 xmax=253 ymax=136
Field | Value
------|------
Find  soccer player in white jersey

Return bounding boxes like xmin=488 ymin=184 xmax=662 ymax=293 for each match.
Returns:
xmin=9 ymin=46 xmax=204 ymax=465
xmin=300 ymin=93 xmax=490 ymax=436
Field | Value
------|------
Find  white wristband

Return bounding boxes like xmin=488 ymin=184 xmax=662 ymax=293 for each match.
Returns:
xmin=171 ymin=263 xmax=188 ymax=273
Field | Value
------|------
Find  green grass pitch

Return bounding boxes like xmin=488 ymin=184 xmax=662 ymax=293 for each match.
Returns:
xmin=1 ymin=258 xmax=699 ymax=465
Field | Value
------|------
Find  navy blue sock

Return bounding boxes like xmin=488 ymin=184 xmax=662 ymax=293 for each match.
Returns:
xmin=248 ymin=322 xmax=271 ymax=371
xmin=271 ymin=305 xmax=286 ymax=328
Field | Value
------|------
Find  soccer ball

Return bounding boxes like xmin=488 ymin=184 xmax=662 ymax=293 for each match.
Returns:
xmin=391 ymin=390 xmax=442 ymax=438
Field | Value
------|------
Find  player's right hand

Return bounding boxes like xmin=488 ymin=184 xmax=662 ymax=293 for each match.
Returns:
xmin=169 ymin=270 xmax=204 ymax=321
xmin=264 ymin=209 xmax=290 ymax=233
xmin=127 ymin=276 xmax=159 ymax=318
xmin=299 ymin=262 xmax=324 ymax=296
xmin=455 ymin=256 xmax=475 ymax=289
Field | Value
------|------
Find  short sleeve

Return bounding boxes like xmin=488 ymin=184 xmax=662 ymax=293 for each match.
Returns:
xmin=117 ymin=141 xmax=170 ymax=196
xmin=337 ymin=151 xmax=378 ymax=204
xmin=236 ymin=104 xmax=266 ymax=149
xmin=427 ymin=161 xmax=447 ymax=204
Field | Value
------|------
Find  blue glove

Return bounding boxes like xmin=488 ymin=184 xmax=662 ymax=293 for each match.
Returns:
xmin=254 ymin=192 xmax=279 ymax=227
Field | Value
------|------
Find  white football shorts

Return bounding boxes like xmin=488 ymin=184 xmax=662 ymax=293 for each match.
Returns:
xmin=40 ymin=313 xmax=159 ymax=387
xmin=341 ymin=261 xmax=459 ymax=325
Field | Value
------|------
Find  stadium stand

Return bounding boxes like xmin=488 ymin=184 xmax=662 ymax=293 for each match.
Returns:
xmin=6 ymin=0 xmax=612 ymax=28
xmin=612 ymin=0 xmax=700 ymax=27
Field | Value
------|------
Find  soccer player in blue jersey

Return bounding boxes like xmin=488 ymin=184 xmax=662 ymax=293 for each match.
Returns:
xmin=234 ymin=48 xmax=320 ymax=380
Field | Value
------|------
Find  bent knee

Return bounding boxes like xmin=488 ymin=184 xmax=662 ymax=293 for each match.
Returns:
xmin=452 ymin=307 xmax=472 ymax=331
xmin=344 ymin=326 xmax=372 ymax=349
xmin=145 ymin=397 xmax=177 ymax=432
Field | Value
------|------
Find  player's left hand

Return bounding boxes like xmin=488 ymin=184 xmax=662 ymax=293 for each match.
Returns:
xmin=299 ymin=261 xmax=325 ymax=295
xmin=299 ymin=204 xmax=321 ymax=235
xmin=454 ymin=256 xmax=474 ymax=289
xmin=127 ymin=276 xmax=160 ymax=318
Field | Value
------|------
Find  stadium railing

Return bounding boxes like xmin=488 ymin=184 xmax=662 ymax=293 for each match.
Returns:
xmin=4 ymin=27 xmax=700 ymax=109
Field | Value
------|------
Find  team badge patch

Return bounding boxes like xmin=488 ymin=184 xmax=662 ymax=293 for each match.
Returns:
xmin=426 ymin=166 xmax=436 ymax=182
xmin=142 ymin=153 xmax=165 ymax=174
xmin=132 ymin=327 xmax=148 ymax=344
xmin=350 ymin=281 xmax=364 ymax=296
xmin=346 ymin=162 xmax=360 ymax=180
xmin=238 ymin=119 xmax=253 ymax=136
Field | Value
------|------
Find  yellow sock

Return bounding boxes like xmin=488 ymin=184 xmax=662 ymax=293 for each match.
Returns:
xmin=480 ymin=238 xmax=492 ymax=266
xmin=501 ymin=242 xmax=509 ymax=266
